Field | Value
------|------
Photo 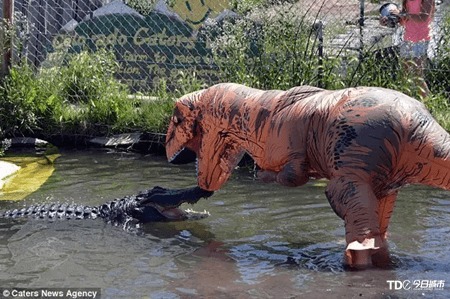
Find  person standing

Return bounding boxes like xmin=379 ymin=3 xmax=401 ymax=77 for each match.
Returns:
xmin=381 ymin=0 xmax=436 ymax=98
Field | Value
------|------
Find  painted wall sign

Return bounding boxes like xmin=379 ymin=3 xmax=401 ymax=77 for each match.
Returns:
xmin=48 ymin=1 xmax=232 ymax=92
xmin=171 ymin=0 xmax=230 ymax=29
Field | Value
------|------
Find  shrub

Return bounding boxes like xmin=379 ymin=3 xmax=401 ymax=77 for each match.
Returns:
xmin=125 ymin=0 xmax=156 ymax=15
xmin=57 ymin=50 xmax=127 ymax=105
xmin=1 ymin=50 xmax=141 ymax=137
xmin=0 ymin=12 xmax=33 ymax=75
xmin=426 ymin=9 xmax=450 ymax=97
xmin=41 ymin=50 xmax=134 ymax=135
xmin=206 ymin=3 xmax=342 ymax=90
xmin=0 ymin=63 xmax=52 ymax=138
xmin=1 ymin=1 xmax=449 ymax=141
xmin=130 ymin=73 xmax=207 ymax=133
xmin=342 ymin=47 xmax=417 ymax=96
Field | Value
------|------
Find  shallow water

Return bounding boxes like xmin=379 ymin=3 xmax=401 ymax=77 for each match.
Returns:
xmin=0 ymin=149 xmax=449 ymax=298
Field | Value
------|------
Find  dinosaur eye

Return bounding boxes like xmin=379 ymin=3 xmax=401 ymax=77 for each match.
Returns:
xmin=173 ymin=116 xmax=182 ymax=125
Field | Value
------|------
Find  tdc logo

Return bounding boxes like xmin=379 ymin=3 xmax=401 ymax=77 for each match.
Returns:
xmin=387 ymin=280 xmax=411 ymax=290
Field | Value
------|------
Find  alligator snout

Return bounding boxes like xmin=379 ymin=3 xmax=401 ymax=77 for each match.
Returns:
xmin=136 ymin=186 xmax=214 ymax=221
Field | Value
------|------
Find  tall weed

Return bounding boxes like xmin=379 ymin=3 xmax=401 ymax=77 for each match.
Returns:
xmin=0 ymin=64 xmax=52 ymax=137
xmin=206 ymin=3 xmax=346 ymax=90
xmin=427 ymin=9 xmax=450 ymax=97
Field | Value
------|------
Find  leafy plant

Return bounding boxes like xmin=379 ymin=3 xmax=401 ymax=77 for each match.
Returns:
xmin=206 ymin=2 xmax=343 ymax=90
xmin=125 ymin=0 xmax=157 ymax=15
xmin=426 ymin=9 xmax=450 ymax=97
xmin=58 ymin=50 xmax=126 ymax=104
xmin=0 ymin=12 xmax=35 ymax=77
xmin=423 ymin=93 xmax=450 ymax=131
xmin=230 ymin=0 xmax=267 ymax=13
xmin=1 ymin=50 xmax=140 ymax=137
xmin=50 ymin=50 xmax=134 ymax=134
xmin=1 ymin=0 xmax=449 ymax=142
xmin=173 ymin=70 xmax=208 ymax=97
xmin=0 ymin=139 xmax=11 ymax=156
xmin=0 ymin=63 xmax=51 ymax=137
xmin=343 ymin=47 xmax=413 ymax=93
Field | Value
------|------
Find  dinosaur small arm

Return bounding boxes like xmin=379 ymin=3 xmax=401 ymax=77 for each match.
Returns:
xmin=165 ymin=83 xmax=450 ymax=268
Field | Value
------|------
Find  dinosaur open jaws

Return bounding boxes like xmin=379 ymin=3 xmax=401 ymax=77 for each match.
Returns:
xmin=168 ymin=147 xmax=186 ymax=163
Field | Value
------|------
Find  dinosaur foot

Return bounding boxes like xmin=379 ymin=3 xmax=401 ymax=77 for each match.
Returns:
xmin=344 ymin=237 xmax=392 ymax=269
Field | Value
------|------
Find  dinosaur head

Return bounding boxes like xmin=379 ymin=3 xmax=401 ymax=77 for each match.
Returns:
xmin=133 ymin=186 xmax=213 ymax=222
xmin=166 ymin=89 xmax=245 ymax=191
xmin=166 ymin=90 xmax=204 ymax=163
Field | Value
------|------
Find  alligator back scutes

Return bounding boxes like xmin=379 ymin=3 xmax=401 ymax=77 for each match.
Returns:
xmin=98 ymin=196 xmax=139 ymax=222
xmin=2 ymin=203 xmax=100 ymax=220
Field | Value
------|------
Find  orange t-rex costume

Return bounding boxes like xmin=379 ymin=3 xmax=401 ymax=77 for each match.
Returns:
xmin=166 ymin=83 xmax=450 ymax=268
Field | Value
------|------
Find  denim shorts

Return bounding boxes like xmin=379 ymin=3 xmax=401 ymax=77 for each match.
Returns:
xmin=399 ymin=41 xmax=429 ymax=59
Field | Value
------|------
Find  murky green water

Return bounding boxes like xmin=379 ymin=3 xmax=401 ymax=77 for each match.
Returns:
xmin=0 ymin=150 xmax=449 ymax=298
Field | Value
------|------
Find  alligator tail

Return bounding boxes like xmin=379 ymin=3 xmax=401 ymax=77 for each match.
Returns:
xmin=2 ymin=203 xmax=100 ymax=220
xmin=2 ymin=196 xmax=141 ymax=222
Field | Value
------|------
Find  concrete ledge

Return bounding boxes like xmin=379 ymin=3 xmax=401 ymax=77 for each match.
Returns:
xmin=89 ymin=133 xmax=142 ymax=147
xmin=9 ymin=137 xmax=49 ymax=148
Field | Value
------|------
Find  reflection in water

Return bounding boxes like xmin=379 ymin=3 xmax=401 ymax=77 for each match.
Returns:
xmin=0 ymin=150 xmax=448 ymax=298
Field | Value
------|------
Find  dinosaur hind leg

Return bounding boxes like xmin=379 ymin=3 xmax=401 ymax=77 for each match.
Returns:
xmin=325 ymin=177 xmax=386 ymax=268
xmin=370 ymin=192 xmax=398 ymax=268
xmin=377 ymin=191 xmax=397 ymax=240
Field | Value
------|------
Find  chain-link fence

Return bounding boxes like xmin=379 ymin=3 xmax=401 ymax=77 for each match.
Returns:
xmin=1 ymin=0 xmax=448 ymax=95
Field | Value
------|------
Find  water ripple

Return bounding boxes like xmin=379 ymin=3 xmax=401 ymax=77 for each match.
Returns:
xmin=0 ymin=151 xmax=449 ymax=298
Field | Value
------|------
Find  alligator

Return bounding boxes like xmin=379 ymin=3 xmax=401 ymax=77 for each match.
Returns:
xmin=1 ymin=186 xmax=213 ymax=226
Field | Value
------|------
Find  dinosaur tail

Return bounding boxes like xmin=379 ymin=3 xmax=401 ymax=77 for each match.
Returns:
xmin=401 ymin=115 xmax=450 ymax=191
xmin=1 ymin=203 xmax=100 ymax=220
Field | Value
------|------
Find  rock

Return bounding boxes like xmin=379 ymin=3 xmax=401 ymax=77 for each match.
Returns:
xmin=89 ymin=133 xmax=143 ymax=147
xmin=9 ymin=137 xmax=49 ymax=148
xmin=0 ymin=161 xmax=20 ymax=190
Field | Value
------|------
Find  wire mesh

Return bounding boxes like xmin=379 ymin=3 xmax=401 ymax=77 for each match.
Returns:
xmin=0 ymin=0 xmax=448 ymax=94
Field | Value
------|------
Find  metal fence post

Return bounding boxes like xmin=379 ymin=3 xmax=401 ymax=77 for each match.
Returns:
xmin=314 ymin=20 xmax=324 ymax=88
xmin=359 ymin=0 xmax=365 ymax=62
xmin=1 ymin=0 xmax=14 ymax=76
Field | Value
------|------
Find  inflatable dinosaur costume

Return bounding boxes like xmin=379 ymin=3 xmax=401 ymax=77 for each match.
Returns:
xmin=166 ymin=83 xmax=450 ymax=268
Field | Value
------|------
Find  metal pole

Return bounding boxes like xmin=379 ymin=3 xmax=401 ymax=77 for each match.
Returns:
xmin=359 ymin=0 xmax=365 ymax=62
xmin=314 ymin=21 xmax=324 ymax=88
xmin=2 ymin=0 xmax=14 ymax=77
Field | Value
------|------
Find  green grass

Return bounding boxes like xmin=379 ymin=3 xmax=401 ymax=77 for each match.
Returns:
xmin=0 ymin=2 xmax=449 ymax=142
xmin=0 ymin=51 xmax=179 ymax=139
xmin=0 ymin=48 xmax=210 ymax=140
xmin=423 ymin=93 xmax=450 ymax=131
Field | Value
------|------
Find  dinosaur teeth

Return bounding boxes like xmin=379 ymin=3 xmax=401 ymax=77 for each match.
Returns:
xmin=168 ymin=147 xmax=185 ymax=162
xmin=196 ymin=158 xmax=199 ymax=176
